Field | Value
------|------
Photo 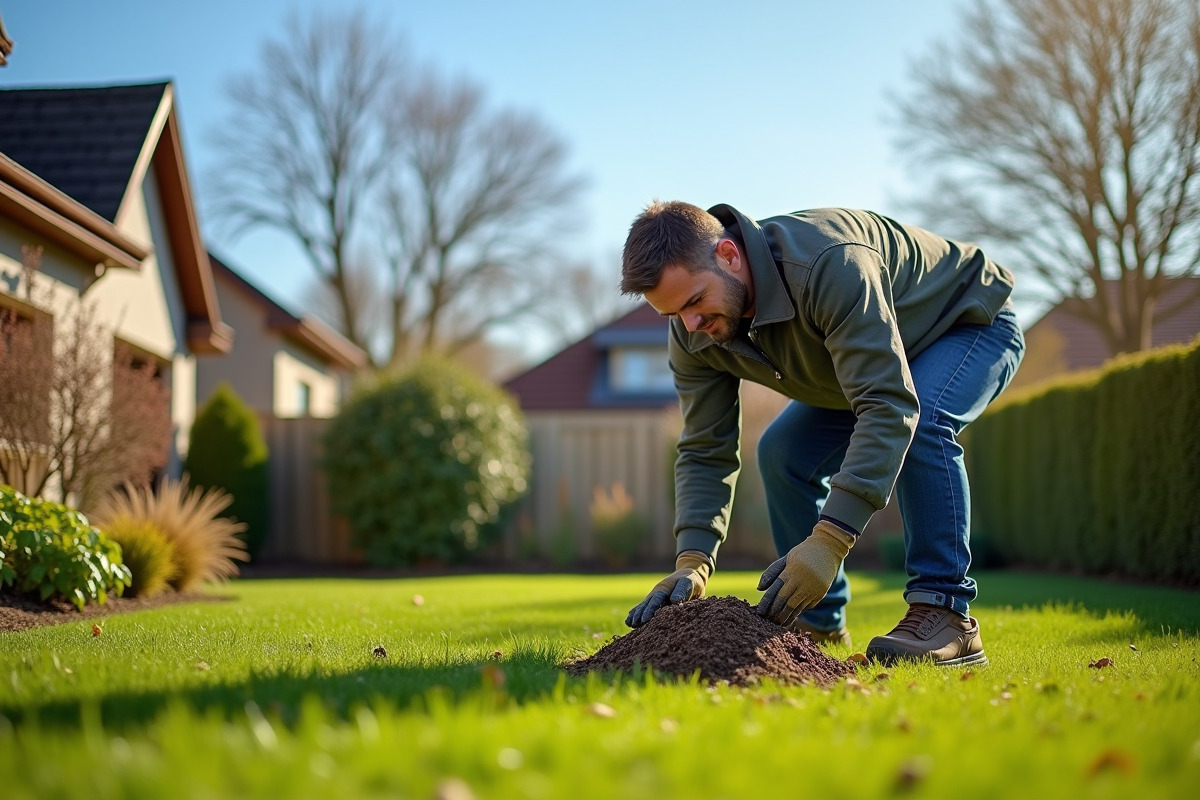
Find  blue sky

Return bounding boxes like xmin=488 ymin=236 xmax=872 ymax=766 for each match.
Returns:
xmin=2 ymin=0 xmax=991 ymax=359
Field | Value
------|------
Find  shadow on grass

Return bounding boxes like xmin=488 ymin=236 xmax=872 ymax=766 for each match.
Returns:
xmin=1 ymin=648 xmax=594 ymax=732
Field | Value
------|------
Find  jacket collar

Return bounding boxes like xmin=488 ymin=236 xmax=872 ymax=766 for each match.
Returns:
xmin=675 ymin=204 xmax=796 ymax=353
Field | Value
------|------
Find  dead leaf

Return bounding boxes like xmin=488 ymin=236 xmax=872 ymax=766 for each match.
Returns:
xmin=846 ymin=652 xmax=868 ymax=665
xmin=435 ymin=777 xmax=476 ymax=800
xmin=481 ymin=664 xmax=506 ymax=689
xmin=195 ymin=660 xmax=210 ymax=671
xmin=874 ymin=672 xmax=891 ymax=682
xmin=412 ymin=594 xmax=425 ymax=607
xmin=1085 ymin=748 xmax=1137 ymax=778
xmin=373 ymin=645 xmax=388 ymax=659
xmin=893 ymin=756 xmax=932 ymax=792
xmin=91 ymin=624 xmax=102 ymax=637
xmin=1089 ymin=657 xmax=1114 ymax=669
xmin=585 ymin=702 xmax=616 ymax=718
xmin=490 ymin=650 xmax=503 ymax=660
xmin=960 ymin=670 xmax=975 ymax=681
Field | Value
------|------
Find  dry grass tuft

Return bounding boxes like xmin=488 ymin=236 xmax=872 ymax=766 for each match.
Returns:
xmin=92 ymin=477 xmax=249 ymax=591
xmin=100 ymin=516 xmax=178 ymax=598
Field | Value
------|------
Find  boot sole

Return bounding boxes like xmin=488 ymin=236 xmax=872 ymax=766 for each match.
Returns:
xmin=866 ymin=647 xmax=989 ymax=668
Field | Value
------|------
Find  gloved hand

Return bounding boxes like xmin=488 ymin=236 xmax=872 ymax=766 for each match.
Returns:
xmin=625 ymin=550 xmax=713 ymax=628
xmin=756 ymin=520 xmax=855 ymax=626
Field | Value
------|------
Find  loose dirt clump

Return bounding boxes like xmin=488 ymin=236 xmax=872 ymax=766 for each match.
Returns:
xmin=565 ymin=595 xmax=855 ymax=687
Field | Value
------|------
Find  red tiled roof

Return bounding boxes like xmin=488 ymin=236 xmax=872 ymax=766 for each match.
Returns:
xmin=1026 ymin=277 xmax=1200 ymax=371
xmin=504 ymin=303 xmax=672 ymax=411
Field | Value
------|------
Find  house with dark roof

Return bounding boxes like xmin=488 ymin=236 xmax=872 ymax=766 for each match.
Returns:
xmin=1011 ymin=277 xmax=1200 ymax=390
xmin=503 ymin=303 xmax=682 ymax=561
xmin=0 ymin=80 xmax=231 ymax=497
xmin=199 ymin=254 xmax=366 ymax=419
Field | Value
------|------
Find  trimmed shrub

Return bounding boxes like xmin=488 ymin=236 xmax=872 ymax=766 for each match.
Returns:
xmin=92 ymin=478 xmax=248 ymax=591
xmin=966 ymin=335 xmax=1200 ymax=583
xmin=100 ymin=516 xmax=177 ymax=598
xmin=0 ymin=485 xmax=131 ymax=609
xmin=323 ymin=357 xmax=531 ymax=566
xmin=185 ymin=382 xmax=270 ymax=559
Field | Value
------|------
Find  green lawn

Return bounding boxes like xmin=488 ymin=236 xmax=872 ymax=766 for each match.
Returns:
xmin=2 ymin=570 xmax=1198 ymax=799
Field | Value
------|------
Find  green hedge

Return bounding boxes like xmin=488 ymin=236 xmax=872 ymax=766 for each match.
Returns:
xmin=966 ymin=336 xmax=1200 ymax=583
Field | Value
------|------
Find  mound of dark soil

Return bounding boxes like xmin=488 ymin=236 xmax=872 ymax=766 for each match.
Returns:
xmin=565 ymin=595 xmax=855 ymax=687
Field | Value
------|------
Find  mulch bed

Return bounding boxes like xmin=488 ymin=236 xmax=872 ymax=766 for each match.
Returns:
xmin=564 ymin=595 xmax=855 ymax=687
xmin=0 ymin=590 xmax=224 ymax=634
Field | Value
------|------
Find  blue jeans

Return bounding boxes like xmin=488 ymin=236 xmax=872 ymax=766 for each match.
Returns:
xmin=756 ymin=307 xmax=1025 ymax=630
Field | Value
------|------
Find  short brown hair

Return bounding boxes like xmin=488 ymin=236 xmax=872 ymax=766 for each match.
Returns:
xmin=620 ymin=200 xmax=725 ymax=296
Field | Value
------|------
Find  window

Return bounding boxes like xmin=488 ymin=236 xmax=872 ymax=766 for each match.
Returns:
xmin=297 ymin=381 xmax=312 ymax=416
xmin=609 ymin=346 xmax=674 ymax=394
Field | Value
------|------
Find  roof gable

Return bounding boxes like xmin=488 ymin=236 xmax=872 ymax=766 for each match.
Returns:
xmin=505 ymin=302 xmax=674 ymax=411
xmin=209 ymin=253 xmax=366 ymax=370
xmin=0 ymin=82 xmax=168 ymax=222
xmin=0 ymin=81 xmax=231 ymax=354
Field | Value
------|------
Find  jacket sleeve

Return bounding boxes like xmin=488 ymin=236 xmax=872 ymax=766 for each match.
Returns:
xmin=806 ymin=243 xmax=920 ymax=533
xmin=667 ymin=320 xmax=742 ymax=562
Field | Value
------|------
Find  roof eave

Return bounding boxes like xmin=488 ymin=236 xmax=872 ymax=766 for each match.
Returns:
xmin=0 ymin=154 xmax=148 ymax=271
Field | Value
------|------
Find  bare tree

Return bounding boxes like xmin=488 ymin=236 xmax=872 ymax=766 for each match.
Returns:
xmin=0 ymin=295 xmax=171 ymax=505
xmin=895 ymin=0 xmax=1200 ymax=355
xmin=207 ymin=8 xmax=402 ymax=359
xmin=379 ymin=68 xmax=585 ymax=365
xmin=208 ymin=8 xmax=586 ymax=370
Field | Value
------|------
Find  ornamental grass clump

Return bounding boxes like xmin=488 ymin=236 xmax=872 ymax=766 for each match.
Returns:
xmin=98 ymin=517 xmax=177 ymax=598
xmin=92 ymin=478 xmax=248 ymax=592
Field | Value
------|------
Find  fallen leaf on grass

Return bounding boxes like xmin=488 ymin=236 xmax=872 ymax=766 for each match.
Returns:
xmin=412 ymin=594 xmax=425 ymax=607
xmin=1089 ymin=657 xmax=1114 ymax=669
xmin=585 ymin=702 xmax=616 ymax=718
xmin=373 ymin=645 xmax=388 ymax=659
xmin=893 ymin=756 xmax=932 ymax=792
xmin=481 ymin=664 xmax=506 ymax=689
xmin=874 ymin=672 xmax=891 ymax=683
xmin=1085 ymin=748 xmax=1137 ymax=778
xmin=435 ymin=777 xmax=475 ymax=800
xmin=195 ymin=661 xmax=210 ymax=671
xmin=91 ymin=624 xmax=102 ymax=637
xmin=846 ymin=652 xmax=868 ymax=665
xmin=960 ymin=670 xmax=975 ymax=681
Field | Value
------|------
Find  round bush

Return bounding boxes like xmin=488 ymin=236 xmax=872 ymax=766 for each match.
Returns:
xmin=322 ymin=358 xmax=531 ymax=566
xmin=185 ymin=382 xmax=270 ymax=559
xmin=100 ymin=516 xmax=178 ymax=598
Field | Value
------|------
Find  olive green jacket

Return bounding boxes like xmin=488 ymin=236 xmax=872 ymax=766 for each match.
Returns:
xmin=672 ymin=204 xmax=1015 ymax=561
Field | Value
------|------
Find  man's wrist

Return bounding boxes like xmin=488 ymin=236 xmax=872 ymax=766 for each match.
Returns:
xmin=818 ymin=514 xmax=860 ymax=537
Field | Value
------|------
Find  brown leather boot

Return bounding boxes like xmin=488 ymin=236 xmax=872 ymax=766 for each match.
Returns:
xmin=790 ymin=618 xmax=852 ymax=648
xmin=866 ymin=603 xmax=987 ymax=666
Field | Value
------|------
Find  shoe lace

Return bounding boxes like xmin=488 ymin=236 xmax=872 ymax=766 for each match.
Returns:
xmin=892 ymin=604 xmax=940 ymax=636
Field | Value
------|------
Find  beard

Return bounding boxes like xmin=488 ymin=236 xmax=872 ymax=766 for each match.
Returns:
xmin=699 ymin=269 xmax=750 ymax=345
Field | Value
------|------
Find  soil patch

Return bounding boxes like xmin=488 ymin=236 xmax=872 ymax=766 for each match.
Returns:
xmin=1 ymin=590 xmax=228 ymax=634
xmin=565 ymin=595 xmax=855 ymax=687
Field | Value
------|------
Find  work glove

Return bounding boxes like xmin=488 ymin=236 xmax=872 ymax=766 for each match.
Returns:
xmin=625 ymin=550 xmax=713 ymax=628
xmin=756 ymin=520 xmax=856 ymax=626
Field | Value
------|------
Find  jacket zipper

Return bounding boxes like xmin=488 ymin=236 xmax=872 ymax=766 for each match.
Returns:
xmin=747 ymin=328 xmax=783 ymax=381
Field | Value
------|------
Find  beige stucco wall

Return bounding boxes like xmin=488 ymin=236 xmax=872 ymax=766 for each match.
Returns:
xmin=273 ymin=346 xmax=341 ymax=418
xmin=198 ymin=270 xmax=345 ymax=419
xmin=1 ymin=166 xmax=198 ymax=480
xmin=196 ymin=275 xmax=275 ymax=414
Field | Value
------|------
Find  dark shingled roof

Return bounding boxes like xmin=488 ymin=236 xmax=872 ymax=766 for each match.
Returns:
xmin=0 ymin=82 xmax=168 ymax=221
xmin=505 ymin=303 xmax=674 ymax=411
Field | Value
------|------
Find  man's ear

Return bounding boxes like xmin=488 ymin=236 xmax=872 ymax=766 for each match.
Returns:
xmin=715 ymin=238 xmax=741 ymax=272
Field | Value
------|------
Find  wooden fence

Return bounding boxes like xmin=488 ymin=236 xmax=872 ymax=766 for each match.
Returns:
xmin=254 ymin=411 xmax=681 ymax=566
xmin=257 ymin=415 xmax=362 ymax=565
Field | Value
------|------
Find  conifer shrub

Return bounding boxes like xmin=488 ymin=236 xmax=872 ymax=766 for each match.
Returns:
xmin=185 ymin=382 xmax=270 ymax=559
xmin=322 ymin=358 xmax=531 ymax=566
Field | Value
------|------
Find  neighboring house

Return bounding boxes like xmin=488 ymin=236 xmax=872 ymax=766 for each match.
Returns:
xmin=0 ymin=81 xmax=231 ymax=495
xmin=198 ymin=254 xmax=367 ymax=419
xmin=1012 ymin=277 xmax=1200 ymax=390
xmin=504 ymin=303 xmax=680 ymax=560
